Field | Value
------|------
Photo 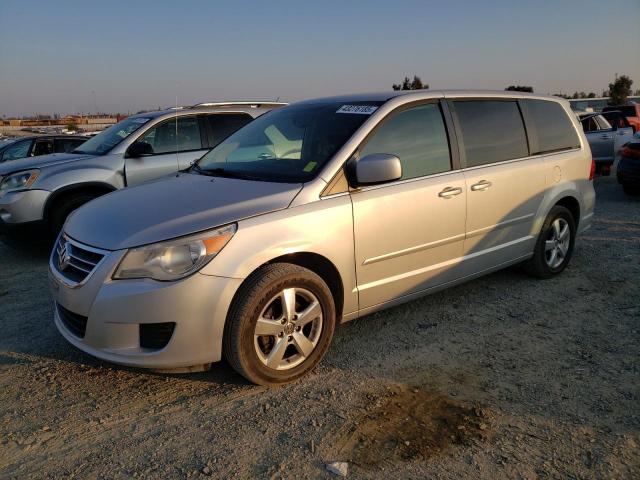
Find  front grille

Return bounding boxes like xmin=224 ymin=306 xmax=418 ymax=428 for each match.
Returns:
xmin=52 ymin=235 xmax=106 ymax=285
xmin=56 ymin=303 xmax=88 ymax=338
xmin=140 ymin=323 xmax=175 ymax=349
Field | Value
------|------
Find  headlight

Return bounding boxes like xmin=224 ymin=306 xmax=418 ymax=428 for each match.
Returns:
xmin=113 ymin=224 xmax=237 ymax=281
xmin=0 ymin=169 xmax=39 ymax=196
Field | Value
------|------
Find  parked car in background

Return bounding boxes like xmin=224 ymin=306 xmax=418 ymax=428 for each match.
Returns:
xmin=602 ymin=104 xmax=640 ymax=133
xmin=579 ymin=111 xmax=634 ymax=175
xmin=0 ymin=101 xmax=286 ymax=236
xmin=617 ymin=131 xmax=640 ymax=196
xmin=49 ymin=90 xmax=595 ymax=386
xmin=0 ymin=135 xmax=87 ymax=163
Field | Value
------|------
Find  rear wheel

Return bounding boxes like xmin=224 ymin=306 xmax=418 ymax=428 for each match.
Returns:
xmin=524 ymin=206 xmax=575 ymax=279
xmin=223 ymin=263 xmax=336 ymax=386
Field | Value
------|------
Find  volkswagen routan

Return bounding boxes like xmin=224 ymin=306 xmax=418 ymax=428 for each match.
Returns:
xmin=49 ymin=90 xmax=595 ymax=385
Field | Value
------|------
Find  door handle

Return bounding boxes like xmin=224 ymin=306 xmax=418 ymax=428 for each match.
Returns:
xmin=600 ymin=134 xmax=612 ymax=140
xmin=438 ymin=186 xmax=463 ymax=198
xmin=470 ymin=180 xmax=492 ymax=191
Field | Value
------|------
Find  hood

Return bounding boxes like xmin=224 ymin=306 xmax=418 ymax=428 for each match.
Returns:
xmin=0 ymin=152 xmax=96 ymax=175
xmin=65 ymin=173 xmax=302 ymax=250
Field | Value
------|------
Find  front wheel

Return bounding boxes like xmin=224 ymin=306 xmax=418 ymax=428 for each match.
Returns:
xmin=523 ymin=206 xmax=576 ymax=279
xmin=223 ymin=263 xmax=336 ymax=386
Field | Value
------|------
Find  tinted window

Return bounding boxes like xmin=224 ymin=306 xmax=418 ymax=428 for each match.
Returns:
xmin=32 ymin=139 xmax=54 ymax=156
xmin=197 ymin=102 xmax=381 ymax=182
xmin=453 ymin=100 xmax=528 ymax=167
xmin=203 ymin=113 xmax=253 ymax=148
xmin=1 ymin=139 xmax=32 ymax=162
xmin=360 ymin=103 xmax=451 ymax=179
xmin=604 ymin=106 xmax=637 ymax=117
xmin=581 ymin=117 xmax=599 ymax=133
xmin=138 ymin=116 xmax=202 ymax=155
xmin=55 ymin=138 xmax=86 ymax=153
xmin=525 ymin=100 xmax=581 ymax=154
xmin=595 ymin=115 xmax=612 ymax=130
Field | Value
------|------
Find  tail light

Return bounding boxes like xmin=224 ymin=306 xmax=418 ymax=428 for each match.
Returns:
xmin=589 ymin=158 xmax=596 ymax=180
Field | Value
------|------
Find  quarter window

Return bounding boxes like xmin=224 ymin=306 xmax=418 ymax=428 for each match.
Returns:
xmin=203 ymin=113 xmax=253 ymax=148
xmin=453 ymin=100 xmax=529 ymax=167
xmin=359 ymin=103 xmax=451 ymax=180
xmin=525 ymin=100 xmax=580 ymax=154
xmin=138 ymin=116 xmax=202 ymax=155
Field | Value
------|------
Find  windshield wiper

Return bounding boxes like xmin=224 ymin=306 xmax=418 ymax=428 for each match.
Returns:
xmin=195 ymin=166 xmax=261 ymax=181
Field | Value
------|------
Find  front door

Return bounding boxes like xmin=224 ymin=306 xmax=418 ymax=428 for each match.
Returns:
xmin=350 ymin=102 xmax=467 ymax=310
xmin=125 ymin=115 xmax=207 ymax=186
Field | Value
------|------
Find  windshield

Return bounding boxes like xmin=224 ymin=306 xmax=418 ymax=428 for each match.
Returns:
xmin=196 ymin=101 xmax=383 ymax=182
xmin=73 ymin=116 xmax=152 ymax=155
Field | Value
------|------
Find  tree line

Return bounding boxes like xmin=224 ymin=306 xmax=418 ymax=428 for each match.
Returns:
xmin=392 ymin=74 xmax=639 ymax=105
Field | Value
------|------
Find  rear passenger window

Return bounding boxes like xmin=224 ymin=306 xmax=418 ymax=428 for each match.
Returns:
xmin=360 ymin=103 xmax=451 ymax=180
xmin=203 ymin=113 xmax=253 ymax=148
xmin=525 ymin=100 xmax=580 ymax=154
xmin=453 ymin=100 xmax=528 ymax=167
xmin=55 ymin=138 xmax=85 ymax=153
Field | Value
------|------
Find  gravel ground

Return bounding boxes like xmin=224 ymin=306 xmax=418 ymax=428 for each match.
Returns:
xmin=0 ymin=177 xmax=638 ymax=479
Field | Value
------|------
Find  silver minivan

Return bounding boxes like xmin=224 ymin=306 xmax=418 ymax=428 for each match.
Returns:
xmin=49 ymin=91 xmax=595 ymax=385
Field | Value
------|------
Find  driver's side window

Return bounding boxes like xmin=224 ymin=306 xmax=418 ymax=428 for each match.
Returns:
xmin=138 ymin=116 xmax=202 ymax=155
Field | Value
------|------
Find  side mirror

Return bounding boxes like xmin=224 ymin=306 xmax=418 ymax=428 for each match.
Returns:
xmin=126 ymin=141 xmax=154 ymax=158
xmin=346 ymin=153 xmax=402 ymax=188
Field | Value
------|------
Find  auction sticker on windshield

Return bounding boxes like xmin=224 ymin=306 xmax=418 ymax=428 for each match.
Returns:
xmin=336 ymin=105 xmax=378 ymax=114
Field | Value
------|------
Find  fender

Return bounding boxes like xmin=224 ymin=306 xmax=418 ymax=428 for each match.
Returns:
xmin=199 ymin=195 xmax=359 ymax=319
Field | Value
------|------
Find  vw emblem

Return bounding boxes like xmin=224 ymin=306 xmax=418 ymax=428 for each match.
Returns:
xmin=58 ymin=242 xmax=71 ymax=271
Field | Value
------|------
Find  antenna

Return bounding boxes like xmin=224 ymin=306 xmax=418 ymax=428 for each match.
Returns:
xmin=175 ymin=93 xmax=180 ymax=176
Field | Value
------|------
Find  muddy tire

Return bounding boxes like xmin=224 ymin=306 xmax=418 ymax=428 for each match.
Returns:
xmin=523 ymin=206 xmax=576 ymax=279
xmin=223 ymin=263 xmax=336 ymax=386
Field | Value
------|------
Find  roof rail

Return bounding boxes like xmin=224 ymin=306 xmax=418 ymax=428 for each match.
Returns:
xmin=190 ymin=101 xmax=288 ymax=109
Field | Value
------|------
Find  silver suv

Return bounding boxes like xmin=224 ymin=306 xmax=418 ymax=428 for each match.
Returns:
xmin=0 ymin=102 xmax=285 ymax=235
xmin=49 ymin=91 xmax=595 ymax=385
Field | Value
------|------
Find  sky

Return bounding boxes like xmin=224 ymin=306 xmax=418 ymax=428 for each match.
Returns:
xmin=1 ymin=0 xmax=639 ymax=117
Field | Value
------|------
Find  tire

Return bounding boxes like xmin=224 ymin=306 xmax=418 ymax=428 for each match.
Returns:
xmin=223 ymin=263 xmax=336 ymax=386
xmin=623 ymin=184 xmax=640 ymax=196
xmin=523 ymin=206 xmax=576 ymax=279
xmin=49 ymin=194 xmax=98 ymax=238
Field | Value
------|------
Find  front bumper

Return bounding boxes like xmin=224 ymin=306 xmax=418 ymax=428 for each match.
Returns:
xmin=0 ymin=189 xmax=50 ymax=225
xmin=49 ymin=245 xmax=242 ymax=369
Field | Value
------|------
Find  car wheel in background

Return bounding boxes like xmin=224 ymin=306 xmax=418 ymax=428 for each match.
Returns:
xmin=49 ymin=194 xmax=99 ymax=238
xmin=223 ymin=263 xmax=336 ymax=386
xmin=524 ymin=205 xmax=576 ymax=279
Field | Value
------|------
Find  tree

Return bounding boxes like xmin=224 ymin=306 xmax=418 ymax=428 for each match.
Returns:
xmin=587 ymin=92 xmax=597 ymax=98
xmin=505 ymin=85 xmax=534 ymax=93
xmin=66 ymin=123 xmax=78 ymax=132
xmin=392 ymin=75 xmax=429 ymax=91
xmin=608 ymin=74 xmax=633 ymax=105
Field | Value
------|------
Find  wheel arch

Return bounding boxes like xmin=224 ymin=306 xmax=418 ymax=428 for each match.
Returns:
xmin=231 ymin=252 xmax=346 ymax=323
xmin=554 ymin=195 xmax=581 ymax=227
xmin=43 ymin=182 xmax=116 ymax=222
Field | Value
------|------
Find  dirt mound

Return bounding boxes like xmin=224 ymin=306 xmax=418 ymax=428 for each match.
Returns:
xmin=335 ymin=384 xmax=492 ymax=468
